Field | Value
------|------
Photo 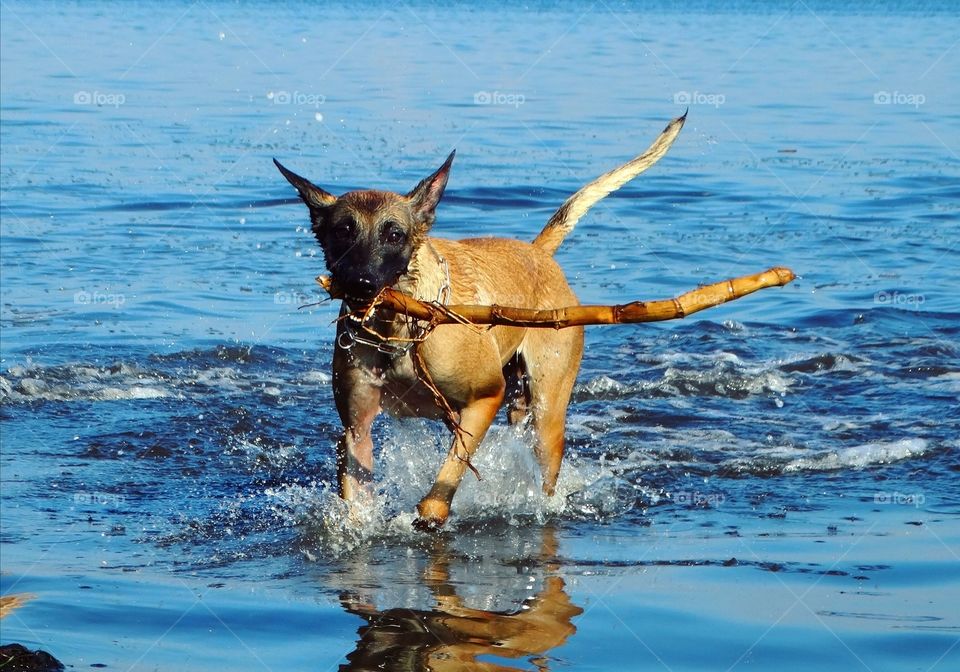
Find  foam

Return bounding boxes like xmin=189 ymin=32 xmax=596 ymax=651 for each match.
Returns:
xmin=0 ymin=369 xmax=169 ymax=402
xmin=300 ymin=370 xmax=332 ymax=385
xmin=576 ymin=351 xmax=795 ymax=402
xmin=0 ymin=359 xmax=244 ymax=403
xmin=782 ymin=438 xmax=930 ymax=472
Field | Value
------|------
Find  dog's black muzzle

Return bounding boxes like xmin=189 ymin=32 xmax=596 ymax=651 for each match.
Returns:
xmin=341 ymin=276 xmax=379 ymax=302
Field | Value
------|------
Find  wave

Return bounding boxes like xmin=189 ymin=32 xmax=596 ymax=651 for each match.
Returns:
xmin=575 ymin=351 xmax=795 ymax=401
xmin=780 ymin=438 xmax=931 ymax=472
xmin=716 ymin=438 xmax=934 ymax=477
xmin=0 ymin=362 xmax=171 ymax=402
xmin=0 ymin=349 xmax=331 ymax=404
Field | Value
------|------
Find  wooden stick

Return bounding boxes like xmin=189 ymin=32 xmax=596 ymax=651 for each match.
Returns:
xmin=316 ymin=266 xmax=796 ymax=328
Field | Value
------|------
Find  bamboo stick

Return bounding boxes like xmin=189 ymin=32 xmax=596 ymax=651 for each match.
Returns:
xmin=316 ymin=266 xmax=796 ymax=328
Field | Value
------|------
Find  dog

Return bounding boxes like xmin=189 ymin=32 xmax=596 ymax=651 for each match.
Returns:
xmin=275 ymin=113 xmax=685 ymax=529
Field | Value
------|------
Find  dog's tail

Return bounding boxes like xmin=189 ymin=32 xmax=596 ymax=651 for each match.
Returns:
xmin=533 ymin=112 xmax=687 ymax=256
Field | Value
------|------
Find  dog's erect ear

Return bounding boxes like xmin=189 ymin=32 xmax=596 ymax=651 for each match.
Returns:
xmin=406 ymin=150 xmax=455 ymax=227
xmin=273 ymin=158 xmax=337 ymax=211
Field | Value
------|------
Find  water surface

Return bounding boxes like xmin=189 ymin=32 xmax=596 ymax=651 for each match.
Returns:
xmin=1 ymin=1 xmax=958 ymax=670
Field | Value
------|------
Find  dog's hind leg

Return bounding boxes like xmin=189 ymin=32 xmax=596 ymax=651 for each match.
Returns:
xmin=523 ymin=327 xmax=584 ymax=496
xmin=503 ymin=353 xmax=532 ymax=425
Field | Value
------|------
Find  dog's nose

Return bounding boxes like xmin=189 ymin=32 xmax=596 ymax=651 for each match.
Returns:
xmin=350 ymin=276 xmax=378 ymax=300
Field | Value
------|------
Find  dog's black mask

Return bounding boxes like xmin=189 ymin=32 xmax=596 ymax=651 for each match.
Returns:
xmin=274 ymin=153 xmax=454 ymax=303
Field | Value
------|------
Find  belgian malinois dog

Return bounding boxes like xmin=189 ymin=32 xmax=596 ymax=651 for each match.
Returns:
xmin=275 ymin=113 xmax=684 ymax=529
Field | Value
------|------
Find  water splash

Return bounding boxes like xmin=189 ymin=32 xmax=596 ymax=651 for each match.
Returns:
xmin=268 ymin=421 xmax=640 ymax=556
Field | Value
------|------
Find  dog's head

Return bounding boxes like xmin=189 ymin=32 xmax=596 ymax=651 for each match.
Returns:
xmin=274 ymin=152 xmax=454 ymax=303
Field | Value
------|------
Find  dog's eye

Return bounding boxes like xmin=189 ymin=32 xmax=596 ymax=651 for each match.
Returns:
xmin=331 ymin=218 xmax=354 ymax=240
xmin=383 ymin=223 xmax=406 ymax=245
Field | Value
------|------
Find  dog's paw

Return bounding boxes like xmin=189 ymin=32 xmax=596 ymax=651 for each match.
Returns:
xmin=412 ymin=516 xmax=445 ymax=533
xmin=414 ymin=498 xmax=449 ymax=532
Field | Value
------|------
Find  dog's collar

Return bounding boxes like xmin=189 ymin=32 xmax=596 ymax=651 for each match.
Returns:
xmin=337 ymin=318 xmax=417 ymax=357
xmin=336 ymin=253 xmax=450 ymax=359
xmin=428 ymin=242 xmax=452 ymax=306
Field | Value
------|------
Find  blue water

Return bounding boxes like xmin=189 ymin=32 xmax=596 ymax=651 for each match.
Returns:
xmin=2 ymin=1 xmax=959 ymax=670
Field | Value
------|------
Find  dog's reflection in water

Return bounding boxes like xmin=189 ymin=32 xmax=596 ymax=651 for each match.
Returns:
xmin=339 ymin=525 xmax=582 ymax=671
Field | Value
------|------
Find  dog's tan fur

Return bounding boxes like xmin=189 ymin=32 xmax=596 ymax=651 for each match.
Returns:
xmin=276 ymin=113 xmax=685 ymax=529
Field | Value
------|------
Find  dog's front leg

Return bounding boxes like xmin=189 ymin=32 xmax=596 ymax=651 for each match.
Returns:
xmin=332 ymin=345 xmax=383 ymax=501
xmin=415 ymin=386 xmax=504 ymax=529
xmin=335 ymin=423 xmax=376 ymax=502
